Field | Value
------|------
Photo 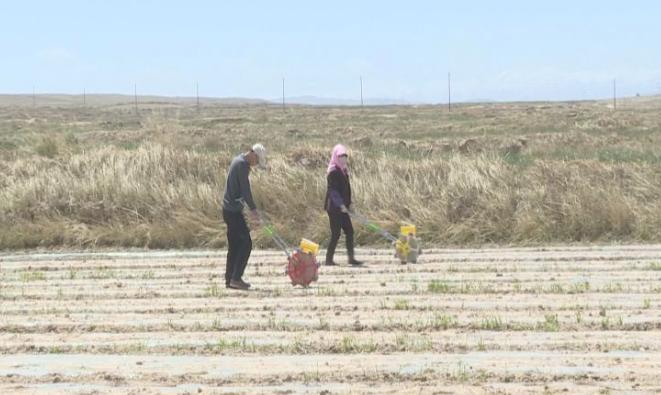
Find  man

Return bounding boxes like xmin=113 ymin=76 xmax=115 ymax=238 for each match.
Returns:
xmin=222 ymin=143 xmax=266 ymax=290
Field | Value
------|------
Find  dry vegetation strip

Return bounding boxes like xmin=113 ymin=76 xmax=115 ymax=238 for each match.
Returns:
xmin=2 ymin=98 xmax=661 ymax=248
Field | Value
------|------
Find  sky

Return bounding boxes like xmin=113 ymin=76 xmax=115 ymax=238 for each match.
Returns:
xmin=1 ymin=0 xmax=660 ymax=103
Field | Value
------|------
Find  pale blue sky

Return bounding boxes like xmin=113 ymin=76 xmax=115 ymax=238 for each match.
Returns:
xmin=1 ymin=1 xmax=660 ymax=102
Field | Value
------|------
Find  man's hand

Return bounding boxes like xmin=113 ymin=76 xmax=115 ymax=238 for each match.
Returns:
xmin=340 ymin=205 xmax=349 ymax=214
xmin=248 ymin=209 xmax=262 ymax=228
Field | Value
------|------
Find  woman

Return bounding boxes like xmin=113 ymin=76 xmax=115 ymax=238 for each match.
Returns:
xmin=324 ymin=144 xmax=363 ymax=266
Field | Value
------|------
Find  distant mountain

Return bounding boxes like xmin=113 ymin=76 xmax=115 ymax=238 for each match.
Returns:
xmin=462 ymin=98 xmax=497 ymax=104
xmin=0 ymin=94 xmax=270 ymax=107
xmin=1 ymin=93 xmax=658 ymax=108
xmin=278 ymin=95 xmax=417 ymax=106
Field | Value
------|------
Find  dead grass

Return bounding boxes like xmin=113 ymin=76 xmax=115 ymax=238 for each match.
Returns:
xmin=2 ymin=98 xmax=661 ymax=248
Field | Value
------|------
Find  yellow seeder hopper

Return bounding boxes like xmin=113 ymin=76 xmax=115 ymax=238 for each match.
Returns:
xmin=350 ymin=210 xmax=422 ymax=264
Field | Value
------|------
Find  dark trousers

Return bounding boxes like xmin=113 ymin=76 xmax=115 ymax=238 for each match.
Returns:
xmin=326 ymin=211 xmax=355 ymax=263
xmin=223 ymin=209 xmax=252 ymax=284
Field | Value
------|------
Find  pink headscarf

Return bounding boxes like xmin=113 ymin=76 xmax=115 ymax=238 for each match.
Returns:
xmin=326 ymin=144 xmax=349 ymax=175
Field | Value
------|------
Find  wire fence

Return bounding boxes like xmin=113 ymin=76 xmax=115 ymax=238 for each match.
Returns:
xmin=4 ymin=76 xmax=661 ymax=109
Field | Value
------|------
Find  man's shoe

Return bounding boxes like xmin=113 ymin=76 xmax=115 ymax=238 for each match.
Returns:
xmin=229 ymin=279 xmax=251 ymax=290
xmin=324 ymin=260 xmax=338 ymax=266
xmin=349 ymin=259 xmax=364 ymax=266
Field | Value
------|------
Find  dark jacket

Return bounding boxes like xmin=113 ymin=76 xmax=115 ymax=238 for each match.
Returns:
xmin=222 ymin=154 xmax=256 ymax=212
xmin=324 ymin=168 xmax=351 ymax=213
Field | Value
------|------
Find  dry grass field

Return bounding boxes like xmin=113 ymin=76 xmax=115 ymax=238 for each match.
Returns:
xmin=2 ymin=95 xmax=661 ymax=249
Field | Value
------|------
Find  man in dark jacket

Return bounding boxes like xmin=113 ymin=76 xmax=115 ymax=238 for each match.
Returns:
xmin=222 ymin=144 xmax=266 ymax=290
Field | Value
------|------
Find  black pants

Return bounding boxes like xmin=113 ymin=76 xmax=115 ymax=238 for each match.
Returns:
xmin=326 ymin=211 xmax=355 ymax=263
xmin=223 ymin=209 xmax=252 ymax=284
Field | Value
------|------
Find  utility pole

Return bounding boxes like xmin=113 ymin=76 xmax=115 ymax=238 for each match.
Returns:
xmin=282 ymin=77 xmax=285 ymax=111
xmin=448 ymin=72 xmax=451 ymax=112
xmin=613 ymin=79 xmax=617 ymax=110
xmin=134 ymin=83 xmax=138 ymax=115
xmin=360 ymin=76 xmax=364 ymax=108
xmin=83 ymin=88 xmax=86 ymax=106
